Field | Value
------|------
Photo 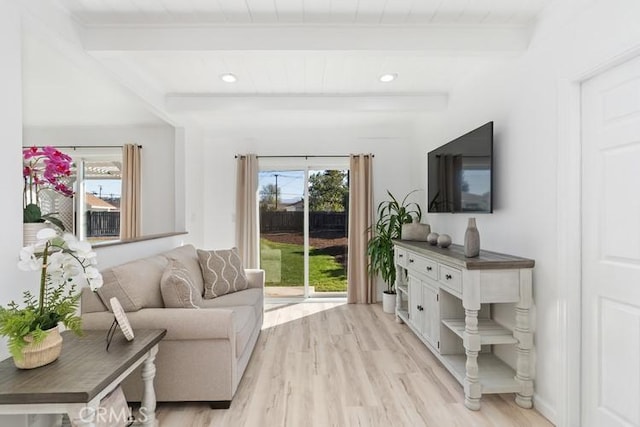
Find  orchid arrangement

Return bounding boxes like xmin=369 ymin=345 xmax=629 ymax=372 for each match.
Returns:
xmin=0 ymin=228 xmax=103 ymax=360
xmin=23 ymin=146 xmax=74 ymax=229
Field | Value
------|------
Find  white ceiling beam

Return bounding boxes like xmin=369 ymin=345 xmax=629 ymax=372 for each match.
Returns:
xmin=165 ymin=93 xmax=448 ymax=112
xmin=83 ymin=25 xmax=529 ymax=53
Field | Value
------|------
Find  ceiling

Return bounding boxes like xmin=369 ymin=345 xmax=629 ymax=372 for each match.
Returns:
xmin=23 ymin=0 xmax=554 ymax=130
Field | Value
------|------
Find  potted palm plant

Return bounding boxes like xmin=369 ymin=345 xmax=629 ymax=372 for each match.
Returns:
xmin=367 ymin=190 xmax=422 ymax=313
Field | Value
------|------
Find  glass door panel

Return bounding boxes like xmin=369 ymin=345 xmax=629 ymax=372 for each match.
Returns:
xmin=259 ymin=161 xmax=349 ymax=299
xmin=308 ymin=169 xmax=348 ymax=296
xmin=259 ymin=170 xmax=305 ymax=298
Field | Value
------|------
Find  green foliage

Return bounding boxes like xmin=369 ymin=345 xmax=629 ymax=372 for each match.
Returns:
xmin=1 ymin=236 xmax=86 ymax=361
xmin=23 ymin=203 xmax=65 ymax=230
xmin=0 ymin=282 xmax=81 ymax=360
xmin=259 ymin=183 xmax=282 ymax=211
xmin=308 ymin=170 xmax=348 ymax=212
xmin=367 ymin=190 xmax=422 ymax=293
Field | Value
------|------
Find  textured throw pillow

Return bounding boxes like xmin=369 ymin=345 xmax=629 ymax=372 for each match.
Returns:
xmin=160 ymin=259 xmax=203 ymax=308
xmin=197 ymin=247 xmax=248 ymax=299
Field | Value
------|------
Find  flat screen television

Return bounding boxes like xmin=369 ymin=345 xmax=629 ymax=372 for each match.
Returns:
xmin=427 ymin=122 xmax=493 ymax=213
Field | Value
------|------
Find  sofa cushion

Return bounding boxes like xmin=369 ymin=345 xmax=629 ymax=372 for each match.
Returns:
xmin=97 ymin=254 xmax=167 ymax=312
xmin=199 ymin=288 xmax=263 ymax=322
xmin=225 ymin=306 xmax=256 ymax=357
xmin=160 ymin=259 xmax=203 ymax=309
xmin=197 ymin=248 xmax=248 ymax=299
xmin=162 ymin=245 xmax=205 ymax=297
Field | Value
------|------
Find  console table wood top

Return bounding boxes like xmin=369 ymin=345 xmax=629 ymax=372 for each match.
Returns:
xmin=0 ymin=329 xmax=166 ymax=405
xmin=393 ymin=240 xmax=535 ymax=270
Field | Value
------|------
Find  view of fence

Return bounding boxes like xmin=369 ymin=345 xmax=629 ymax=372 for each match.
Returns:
xmin=260 ymin=211 xmax=347 ymax=233
xmin=86 ymin=211 xmax=120 ymax=237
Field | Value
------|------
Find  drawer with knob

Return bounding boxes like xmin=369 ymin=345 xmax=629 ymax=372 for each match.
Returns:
xmin=395 ymin=248 xmax=408 ymax=268
xmin=438 ymin=264 xmax=462 ymax=295
xmin=406 ymin=252 xmax=439 ymax=281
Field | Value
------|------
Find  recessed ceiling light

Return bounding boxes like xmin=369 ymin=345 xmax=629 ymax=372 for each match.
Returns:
xmin=379 ymin=73 xmax=397 ymax=83
xmin=220 ymin=73 xmax=237 ymax=83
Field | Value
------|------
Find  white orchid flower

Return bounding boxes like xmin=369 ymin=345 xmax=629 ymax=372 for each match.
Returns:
xmin=17 ymin=228 xmax=104 ymax=296
xmin=85 ymin=266 xmax=103 ymax=290
xmin=17 ymin=246 xmax=40 ymax=271
xmin=36 ymin=227 xmax=57 ymax=241
xmin=68 ymin=239 xmax=96 ymax=259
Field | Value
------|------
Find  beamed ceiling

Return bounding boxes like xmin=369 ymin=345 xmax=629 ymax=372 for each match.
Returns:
xmin=22 ymin=0 xmax=554 ymax=130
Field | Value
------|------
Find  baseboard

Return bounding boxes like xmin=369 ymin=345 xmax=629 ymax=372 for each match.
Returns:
xmin=534 ymin=393 xmax=557 ymax=426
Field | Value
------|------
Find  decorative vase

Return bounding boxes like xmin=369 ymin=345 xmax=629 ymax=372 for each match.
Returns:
xmin=437 ymin=234 xmax=452 ymax=248
xmin=382 ymin=291 xmax=396 ymax=314
xmin=13 ymin=325 xmax=63 ymax=369
xmin=23 ymin=222 xmax=47 ymax=247
xmin=427 ymin=232 xmax=439 ymax=245
xmin=401 ymin=217 xmax=431 ymax=241
xmin=464 ymin=218 xmax=480 ymax=258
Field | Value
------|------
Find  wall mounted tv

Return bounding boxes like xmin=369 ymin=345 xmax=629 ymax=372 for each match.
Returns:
xmin=427 ymin=121 xmax=493 ymax=213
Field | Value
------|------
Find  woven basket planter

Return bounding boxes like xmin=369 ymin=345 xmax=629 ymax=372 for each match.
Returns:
xmin=14 ymin=325 xmax=63 ymax=369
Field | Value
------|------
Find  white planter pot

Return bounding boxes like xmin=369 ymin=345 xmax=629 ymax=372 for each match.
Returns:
xmin=23 ymin=223 xmax=47 ymax=247
xmin=382 ymin=291 xmax=396 ymax=314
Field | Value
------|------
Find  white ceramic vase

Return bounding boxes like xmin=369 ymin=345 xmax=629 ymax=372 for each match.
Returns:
xmin=464 ymin=218 xmax=480 ymax=257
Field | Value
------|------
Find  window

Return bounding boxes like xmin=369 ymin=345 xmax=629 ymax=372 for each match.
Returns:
xmin=39 ymin=147 xmax=123 ymax=242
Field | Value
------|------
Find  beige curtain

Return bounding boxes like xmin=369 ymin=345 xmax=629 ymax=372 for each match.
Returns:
xmin=120 ymin=144 xmax=141 ymax=239
xmin=235 ymin=154 xmax=259 ymax=268
xmin=347 ymin=154 xmax=375 ymax=304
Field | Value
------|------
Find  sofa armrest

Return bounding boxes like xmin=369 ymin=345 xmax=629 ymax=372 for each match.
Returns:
xmin=245 ymin=269 xmax=265 ymax=289
xmin=82 ymin=308 xmax=235 ymax=341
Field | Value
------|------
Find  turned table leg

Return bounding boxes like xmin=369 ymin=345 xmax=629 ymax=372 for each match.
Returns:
xmin=464 ymin=308 xmax=482 ymax=410
xmin=140 ymin=344 xmax=159 ymax=426
xmin=68 ymin=403 xmax=97 ymax=427
xmin=514 ymin=270 xmax=534 ymax=408
xmin=395 ymin=264 xmax=404 ymax=323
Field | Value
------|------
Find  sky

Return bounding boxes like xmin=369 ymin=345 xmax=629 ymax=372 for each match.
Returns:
xmin=259 ymin=170 xmax=305 ymax=204
xmin=85 ymin=179 xmax=121 ymax=198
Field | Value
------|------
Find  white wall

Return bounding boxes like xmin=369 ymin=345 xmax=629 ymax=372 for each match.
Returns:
xmin=0 ymin=3 xmax=55 ymax=425
xmin=197 ymin=119 xmax=420 ymax=298
xmin=412 ymin=0 xmax=640 ymax=423
xmin=23 ymin=125 xmax=177 ymax=236
xmin=180 ymin=125 xmax=206 ymax=249
xmin=0 ymin=0 xmax=29 ymax=360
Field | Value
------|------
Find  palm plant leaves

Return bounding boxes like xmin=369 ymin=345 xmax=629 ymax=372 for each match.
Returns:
xmin=367 ymin=190 xmax=422 ymax=293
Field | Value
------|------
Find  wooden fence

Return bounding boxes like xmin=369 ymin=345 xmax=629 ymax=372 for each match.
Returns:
xmin=86 ymin=211 xmax=120 ymax=237
xmin=260 ymin=211 xmax=346 ymax=233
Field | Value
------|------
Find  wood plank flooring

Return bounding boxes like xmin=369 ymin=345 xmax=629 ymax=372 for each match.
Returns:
xmin=155 ymin=302 xmax=553 ymax=427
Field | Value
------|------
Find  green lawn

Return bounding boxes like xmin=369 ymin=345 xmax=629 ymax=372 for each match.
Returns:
xmin=260 ymin=238 xmax=347 ymax=292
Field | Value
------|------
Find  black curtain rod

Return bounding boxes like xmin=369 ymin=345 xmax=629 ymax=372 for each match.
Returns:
xmin=23 ymin=145 xmax=142 ymax=149
xmin=234 ymin=154 xmax=373 ymax=159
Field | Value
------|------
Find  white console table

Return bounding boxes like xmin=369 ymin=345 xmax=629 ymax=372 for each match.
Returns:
xmin=393 ymin=240 xmax=534 ymax=410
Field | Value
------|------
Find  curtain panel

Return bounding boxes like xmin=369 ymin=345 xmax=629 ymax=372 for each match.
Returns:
xmin=120 ymin=144 xmax=141 ymax=239
xmin=347 ymin=154 xmax=375 ymax=304
xmin=235 ymin=154 xmax=259 ymax=268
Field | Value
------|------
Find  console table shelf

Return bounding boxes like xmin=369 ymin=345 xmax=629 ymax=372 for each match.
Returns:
xmin=441 ymin=318 xmax=518 ymax=345
xmin=393 ymin=240 xmax=535 ymax=410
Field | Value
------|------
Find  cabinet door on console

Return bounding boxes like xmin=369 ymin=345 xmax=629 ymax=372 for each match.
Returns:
xmin=408 ymin=274 xmax=423 ymax=332
xmin=422 ymin=282 xmax=440 ymax=350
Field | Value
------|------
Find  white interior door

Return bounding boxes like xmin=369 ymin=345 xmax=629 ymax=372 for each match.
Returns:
xmin=581 ymin=55 xmax=640 ymax=427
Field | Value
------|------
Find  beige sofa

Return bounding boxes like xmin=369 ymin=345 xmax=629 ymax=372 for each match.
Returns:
xmin=80 ymin=244 xmax=264 ymax=408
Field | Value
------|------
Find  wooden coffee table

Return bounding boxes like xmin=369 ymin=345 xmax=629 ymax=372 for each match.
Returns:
xmin=0 ymin=329 xmax=166 ymax=426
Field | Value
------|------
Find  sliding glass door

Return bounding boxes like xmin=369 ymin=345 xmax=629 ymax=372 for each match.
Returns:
xmin=259 ymin=158 xmax=348 ymax=299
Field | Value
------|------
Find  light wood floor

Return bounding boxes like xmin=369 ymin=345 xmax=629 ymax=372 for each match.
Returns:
xmin=156 ymin=302 xmax=553 ymax=427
